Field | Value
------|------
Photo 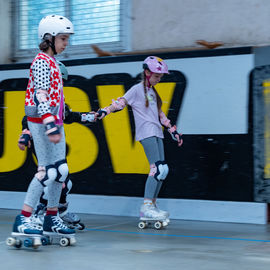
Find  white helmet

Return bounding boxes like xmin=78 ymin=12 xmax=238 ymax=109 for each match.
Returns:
xmin=38 ymin=14 xmax=74 ymax=40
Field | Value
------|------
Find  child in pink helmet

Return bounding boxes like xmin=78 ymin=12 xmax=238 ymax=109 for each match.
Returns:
xmin=96 ymin=56 xmax=183 ymax=226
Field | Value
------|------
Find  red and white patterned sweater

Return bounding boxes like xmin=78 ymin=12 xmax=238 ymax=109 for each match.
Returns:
xmin=25 ymin=52 xmax=64 ymax=125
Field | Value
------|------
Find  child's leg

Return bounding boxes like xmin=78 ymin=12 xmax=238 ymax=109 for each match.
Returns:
xmin=140 ymin=136 xmax=163 ymax=201
xmin=153 ymin=137 xmax=165 ymax=199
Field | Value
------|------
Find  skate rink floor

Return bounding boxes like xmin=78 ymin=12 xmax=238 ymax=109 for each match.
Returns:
xmin=1 ymin=209 xmax=270 ymax=270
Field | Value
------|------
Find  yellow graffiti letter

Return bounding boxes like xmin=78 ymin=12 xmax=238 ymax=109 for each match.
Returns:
xmin=64 ymin=87 xmax=98 ymax=173
xmin=0 ymin=91 xmax=26 ymax=172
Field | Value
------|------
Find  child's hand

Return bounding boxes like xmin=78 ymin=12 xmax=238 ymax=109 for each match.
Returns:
xmin=95 ymin=109 xmax=107 ymax=120
xmin=18 ymin=129 xmax=32 ymax=150
xmin=168 ymin=125 xmax=183 ymax=147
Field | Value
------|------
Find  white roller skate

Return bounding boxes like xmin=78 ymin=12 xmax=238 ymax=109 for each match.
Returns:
xmin=6 ymin=214 xmax=48 ymax=249
xmin=153 ymin=202 xmax=170 ymax=224
xmin=59 ymin=202 xmax=85 ymax=231
xmin=43 ymin=214 xmax=76 ymax=247
xmin=138 ymin=203 xmax=169 ymax=230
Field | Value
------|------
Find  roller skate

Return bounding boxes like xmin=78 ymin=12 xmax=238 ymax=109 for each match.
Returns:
xmin=138 ymin=203 xmax=169 ymax=230
xmin=6 ymin=214 xmax=48 ymax=249
xmin=153 ymin=202 xmax=170 ymax=224
xmin=43 ymin=214 xmax=76 ymax=247
xmin=32 ymin=203 xmax=47 ymax=227
xmin=59 ymin=202 xmax=85 ymax=231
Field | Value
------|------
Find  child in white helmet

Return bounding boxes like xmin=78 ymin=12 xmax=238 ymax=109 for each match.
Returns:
xmin=11 ymin=15 xmax=76 ymax=239
xmin=18 ymin=61 xmax=95 ymax=231
xmin=96 ymin=56 xmax=183 ymax=226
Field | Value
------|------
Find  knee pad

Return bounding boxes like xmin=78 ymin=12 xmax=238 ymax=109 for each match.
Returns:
xmin=40 ymin=165 xmax=57 ymax=187
xmin=149 ymin=161 xmax=169 ymax=181
xmin=62 ymin=179 xmax=72 ymax=195
xmin=55 ymin=159 xmax=69 ymax=183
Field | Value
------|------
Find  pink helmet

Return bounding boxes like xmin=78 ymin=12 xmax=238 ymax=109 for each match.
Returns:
xmin=143 ymin=56 xmax=169 ymax=74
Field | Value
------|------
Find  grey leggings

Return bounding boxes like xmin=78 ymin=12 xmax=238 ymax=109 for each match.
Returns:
xmin=24 ymin=122 xmax=66 ymax=209
xmin=140 ymin=136 xmax=165 ymax=200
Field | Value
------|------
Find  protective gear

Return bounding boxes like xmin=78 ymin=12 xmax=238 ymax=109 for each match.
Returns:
xmin=57 ymin=61 xmax=68 ymax=80
xmin=111 ymin=98 xmax=126 ymax=112
xmin=42 ymin=115 xmax=60 ymax=136
xmin=96 ymin=109 xmax=108 ymax=120
xmin=43 ymin=178 xmax=72 ymax=201
xmin=62 ymin=179 xmax=72 ymax=195
xmin=38 ymin=14 xmax=74 ymax=40
xmin=149 ymin=161 xmax=169 ymax=181
xmin=168 ymin=125 xmax=183 ymax=147
xmin=55 ymin=159 xmax=69 ymax=183
xmin=40 ymin=165 xmax=57 ymax=187
xmin=81 ymin=113 xmax=95 ymax=122
xmin=143 ymin=56 xmax=169 ymax=74
xmin=18 ymin=129 xmax=32 ymax=150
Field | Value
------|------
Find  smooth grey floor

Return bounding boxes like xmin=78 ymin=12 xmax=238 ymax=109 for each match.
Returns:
xmin=1 ymin=208 xmax=270 ymax=270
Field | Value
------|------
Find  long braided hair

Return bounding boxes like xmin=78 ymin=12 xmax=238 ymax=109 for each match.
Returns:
xmin=142 ymin=71 xmax=162 ymax=111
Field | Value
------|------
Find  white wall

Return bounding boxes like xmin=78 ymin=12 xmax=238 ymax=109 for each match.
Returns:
xmin=0 ymin=0 xmax=11 ymax=64
xmin=1 ymin=0 xmax=270 ymax=64
xmin=132 ymin=0 xmax=270 ymax=50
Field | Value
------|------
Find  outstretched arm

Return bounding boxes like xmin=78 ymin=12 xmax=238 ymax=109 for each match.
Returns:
xmin=96 ymin=97 xmax=127 ymax=120
xmin=64 ymin=103 xmax=96 ymax=124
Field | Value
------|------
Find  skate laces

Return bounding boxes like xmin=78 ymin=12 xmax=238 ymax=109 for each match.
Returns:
xmin=21 ymin=215 xmax=42 ymax=230
xmin=29 ymin=216 xmax=43 ymax=230
xmin=52 ymin=215 xmax=69 ymax=229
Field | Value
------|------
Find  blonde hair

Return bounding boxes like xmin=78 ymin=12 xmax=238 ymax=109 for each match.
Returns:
xmin=142 ymin=72 xmax=162 ymax=111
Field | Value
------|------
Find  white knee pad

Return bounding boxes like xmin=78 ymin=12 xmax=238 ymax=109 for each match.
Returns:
xmin=150 ymin=161 xmax=169 ymax=181
xmin=40 ymin=165 xmax=57 ymax=187
xmin=161 ymin=163 xmax=169 ymax=179
xmin=55 ymin=159 xmax=69 ymax=183
xmin=66 ymin=179 xmax=72 ymax=193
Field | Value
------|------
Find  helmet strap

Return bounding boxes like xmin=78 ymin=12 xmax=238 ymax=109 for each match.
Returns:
xmin=50 ymin=36 xmax=57 ymax=55
xmin=46 ymin=36 xmax=57 ymax=55
xmin=145 ymin=71 xmax=153 ymax=88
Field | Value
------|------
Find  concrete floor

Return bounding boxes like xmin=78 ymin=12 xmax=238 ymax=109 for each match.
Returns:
xmin=1 ymin=209 xmax=270 ymax=270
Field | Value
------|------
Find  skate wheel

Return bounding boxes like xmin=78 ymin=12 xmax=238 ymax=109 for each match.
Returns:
xmin=138 ymin=221 xmax=147 ymax=229
xmin=6 ymin=237 xmax=16 ymax=247
xmin=78 ymin=222 xmax=85 ymax=230
xmin=41 ymin=237 xmax=49 ymax=246
xmin=69 ymin=237 xmax=76 ymax=246
xmin=154 ymin=221 xmax=162 ymax=230
xmin=24 ymin=238 xmax=33 ymax=247
xmin=60 ymin=237 xmax=69 ymax=247
xmin=15 ymin=239 xmax=22 ymax=249
xmin=162 ymin=221 xmax=168 ymax=227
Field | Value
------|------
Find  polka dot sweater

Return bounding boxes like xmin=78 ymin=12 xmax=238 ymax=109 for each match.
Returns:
xmin=25 ymin=52 xmax=64 ymax=121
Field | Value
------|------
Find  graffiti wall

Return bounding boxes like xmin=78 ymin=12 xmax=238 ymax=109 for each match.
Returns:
xmin=0 ymin=48 xmax=255 ymax=201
